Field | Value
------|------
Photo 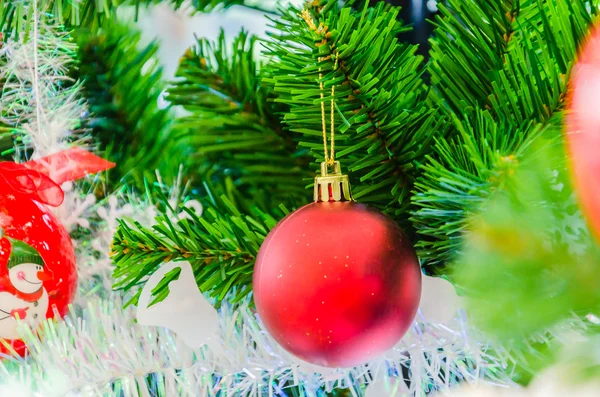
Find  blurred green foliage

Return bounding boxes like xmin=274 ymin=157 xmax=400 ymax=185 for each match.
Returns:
xmin=411 ymin=0 xmax=600 ymax=272
xmin=75 ymin=20 xmax=174 ymax=187
xmin=454 ymin=140 xmax=600 ymax=379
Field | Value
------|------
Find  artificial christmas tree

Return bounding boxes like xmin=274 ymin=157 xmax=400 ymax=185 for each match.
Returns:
xmin=0 ymin=0 xmax=599 ymax=395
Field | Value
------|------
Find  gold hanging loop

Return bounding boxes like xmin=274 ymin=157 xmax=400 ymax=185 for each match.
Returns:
xmin=304 ymin=8 xmax=351 ymax=203
xmin=330 ymin=84 xmax=335 ymax=164
xmin=319 ymin=76 xmax=336 ymax=166
xmin=315 ymin=79 xmax=351 ymax=202
xmin=319 ymin=73 xmax=329 ymax=164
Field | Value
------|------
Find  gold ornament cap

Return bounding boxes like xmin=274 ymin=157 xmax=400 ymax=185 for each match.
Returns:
xmin=314 ymin=161 xmax=353 ymax=202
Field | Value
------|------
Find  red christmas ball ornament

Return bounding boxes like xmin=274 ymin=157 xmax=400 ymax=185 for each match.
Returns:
xmin=566 ymin=23 xmax=600 ymax=241
xmin=253 ymin=162 xmax=421 ymax=368
xmin=0 ymin=148 xmax=114 ymax=357
xmin=0 ymin=192 xmax=77 ymax=356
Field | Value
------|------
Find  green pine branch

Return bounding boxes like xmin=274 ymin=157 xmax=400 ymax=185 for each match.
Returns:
xmin=111 ymin=0 xmax=443 ymax=313
xmin=0 ymin=0 xmax=116 ymax=38
xmin=427 ymin=0 xmax=517 ymax=116
xmin=0 ymin=64 xmax=13 ymax=160
xmin=75 ymin=21 xmax=173 ymax=187
xmin=112 ymin=193 xmax=282 ymax=307
xmin=166 ymin=30 xmax=312 ymax=211
xmin=0 ymin=130 xmax=15 ymax=161
xmin=411 ymin=0 xmax=599 ymax=271
xmin=264 ymin=0 xmax=442 ymax=229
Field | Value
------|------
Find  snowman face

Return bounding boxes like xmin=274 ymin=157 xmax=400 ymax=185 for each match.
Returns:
xmin=8 ymin=263 xmax=45 ymax=294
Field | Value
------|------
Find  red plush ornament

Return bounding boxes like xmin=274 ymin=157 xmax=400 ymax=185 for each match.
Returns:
xmin=253 ymin=162 xmax=421 ymax=368
xmin=0 ymin=148 xmax=114 ymax=356
xmin=566 ymin=23 xmax=600 ymax=241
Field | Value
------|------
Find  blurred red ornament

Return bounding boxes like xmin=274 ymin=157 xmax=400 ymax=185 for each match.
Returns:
xmin=0 ymin=148 xmax=114 ymax=357
xmin=566 ymin=23 xmax=600 ymax=241
xmin=253 ymin=162 xmax=421 ymax=368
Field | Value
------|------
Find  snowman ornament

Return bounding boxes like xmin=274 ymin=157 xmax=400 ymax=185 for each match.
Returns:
xmin=0 ymin=234 xmax=51 ymax=340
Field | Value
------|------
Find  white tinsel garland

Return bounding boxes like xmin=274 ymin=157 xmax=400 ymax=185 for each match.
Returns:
xmin=1 ymin=298 xmax=512 ymax=397
xmin=0 ymin=13 xmax=88 ymax=160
